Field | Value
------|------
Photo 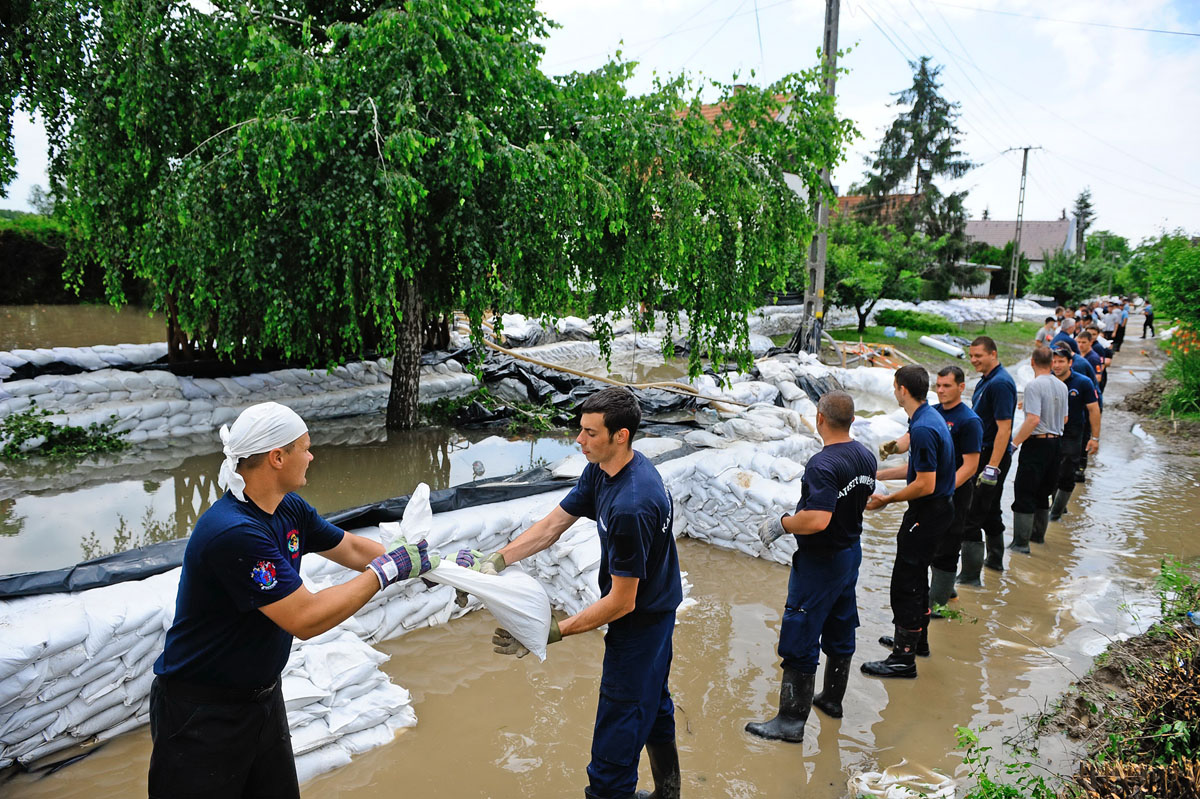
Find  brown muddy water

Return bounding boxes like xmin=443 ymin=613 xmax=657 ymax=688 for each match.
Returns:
xmin=0 ymin=305 xmax=166 ymax=349
xmin=3 ymin=366 xmax=1199 ymax=798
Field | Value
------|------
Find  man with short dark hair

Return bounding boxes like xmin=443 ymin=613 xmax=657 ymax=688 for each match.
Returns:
xmin=862 ymin=365 xmax=955 ymax=679
xmin=463 ymin=386 xmax=682 ymax=799
xmin=961 ymin=336 xmax=1017 ymax=580
xmin=1049 ymin=345 xmax=1101 ymax=522
xmin=1035 ymin=317 xmax=1056 ymax=347
xmin=751 ymin=391 xmax=876 ymax=741
xmin=1008 ymin=347 xmax=1068 ymax=553
xmin=150 ymin=403 xmax=437 ymax=799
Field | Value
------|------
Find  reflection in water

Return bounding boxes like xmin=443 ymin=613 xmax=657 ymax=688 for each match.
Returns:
xmin=0 ymin=419 xmax=579 ymax=575
xmin=0 ymin=304 xmax=166 ymax=349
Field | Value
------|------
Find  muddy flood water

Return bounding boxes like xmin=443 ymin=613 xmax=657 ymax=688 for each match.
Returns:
xmin=0 ymin=305 xmax=167 ymax=350
xmin=3 ymin=361 xmax=1198 ymax=797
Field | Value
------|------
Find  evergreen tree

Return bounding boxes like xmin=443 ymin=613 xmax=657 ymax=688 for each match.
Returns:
xmin=1073 ymin=188 xmax=1095 ymax=259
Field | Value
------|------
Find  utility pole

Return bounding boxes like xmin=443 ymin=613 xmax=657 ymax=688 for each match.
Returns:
xmin=791 ymin=0 xmax=839 ymax=354
xmin=1004 ymin=146 xmax=1040 ymax=323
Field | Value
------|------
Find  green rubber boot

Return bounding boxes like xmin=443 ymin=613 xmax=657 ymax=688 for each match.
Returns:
xmin=1030 ymin=509 xmax=1049 ymax=544
xmin=957 ymin=541 xmax=985 ymax=587
xmin=1050 ymin=488 xmax=1072 ymax=521
xmin=1008 ymin=513 xmax=1033 ymax=554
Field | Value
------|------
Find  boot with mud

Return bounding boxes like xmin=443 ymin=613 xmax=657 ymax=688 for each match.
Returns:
xmin=1008 ymin=513 xmax=1033 ymax=554
xmin=1030 ymin=509 xmax=1049 ymax=544
xmin=984 ymin=534 xmax=1006 ymax=571
xmin=1049 ymin=488 xmax=1072 ymax=521
xmin=861 ymin=626 xmax=920 ymax=678
xmin=745 ymin=667 xmax=814 ymax=743
xmin=812 ymin=655 xmax=853 ymax=719
xmin=634 ymin=739 xmax=680 ymax=799
xmin=957 ymin=541 xmax=985 ymax=587
xmin=877 ymin=613 xmax=930 ymax=657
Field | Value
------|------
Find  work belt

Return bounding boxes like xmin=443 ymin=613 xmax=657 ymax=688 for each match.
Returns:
xmin=1029 ymin=433 xmax=1061 ymax=439
xmin=159 ymin=675 xmax=279 ymax=704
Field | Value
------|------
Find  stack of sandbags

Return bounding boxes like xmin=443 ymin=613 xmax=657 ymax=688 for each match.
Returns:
xmin=0 ymin=571 xmax=177 ymax=768
xmin=282 ymin=628 xmax=418 ymax=784
xmin=0 ymin=343 xmax=169 ymax=380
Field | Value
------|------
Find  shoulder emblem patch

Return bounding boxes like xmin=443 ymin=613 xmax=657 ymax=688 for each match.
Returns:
xmin=287 ymin=530 xmax=300 ymax=555
xmin=251 ymin=560 xmax=278 ymax=590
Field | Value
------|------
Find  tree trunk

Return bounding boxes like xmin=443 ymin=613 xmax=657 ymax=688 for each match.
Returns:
xmin=857 ymin=307 xmax=869 ymax=333
xmin=386 ymin=276 xmax=424 ymax=430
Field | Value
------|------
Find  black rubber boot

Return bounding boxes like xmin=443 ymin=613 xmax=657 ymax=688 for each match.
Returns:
xmin=928 ymin=567 xmax=957 ymax=608
xmin=633 ymin=739 xmax=681 ymax=799
xmin=879 ymin=612 xmax=930 ymax=656
xmin=745 ymin=667 xmax=814 ymax=743
xmin=957 ymin=541 xmax=985 ymax=587
xmin=1030 ymin=509 xmax=1049 ymax=544
xmin=984 ymin=534 xmax=1006 ymax=571
xmin=861 ymin=627 xmax=919 ymax=678
xmin=812 ymin=655 xmax=852 ymax=719
xmin=1008 ymin=513 xmax=1033 ymax=554
xmin=1050 ymin=488 xmax=1072 ymax=521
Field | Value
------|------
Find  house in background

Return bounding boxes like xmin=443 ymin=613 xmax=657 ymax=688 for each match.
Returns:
xmin=965 ymin=217 xmax=1078 ymax=273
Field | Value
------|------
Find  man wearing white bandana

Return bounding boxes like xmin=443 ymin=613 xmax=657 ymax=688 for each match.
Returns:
xmin=149 ymin=402 xmax=437 ymax=798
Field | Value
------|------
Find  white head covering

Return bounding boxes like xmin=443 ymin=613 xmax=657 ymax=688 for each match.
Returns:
xmin=218 ymin=402 xmax=309 ymax=501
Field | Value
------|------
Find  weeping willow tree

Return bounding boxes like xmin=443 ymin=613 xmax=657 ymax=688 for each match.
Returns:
xmin=4 ymin=0 xmax=853 ymax=428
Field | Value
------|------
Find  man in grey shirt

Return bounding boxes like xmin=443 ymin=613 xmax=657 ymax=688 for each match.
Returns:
xmin=1009 ymin=346 xmax=1069 ymax=553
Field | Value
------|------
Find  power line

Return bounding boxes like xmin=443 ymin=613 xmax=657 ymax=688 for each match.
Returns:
xmin=928 ymin=1 xmax=1200 ymax=39
xmin=1041 ymin=149 xmax=1200 ymax=207
xmin=679 ymin=0 xmax=753 ymax=71
xmin=634 ymin=0 xmax=728 ymax=62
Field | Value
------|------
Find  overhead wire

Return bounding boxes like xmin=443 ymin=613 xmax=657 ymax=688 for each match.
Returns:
xmin=927 ymin=1 xmax=1200 ymax=39
xmin=679 ymin=0 xmax=754 ymax=72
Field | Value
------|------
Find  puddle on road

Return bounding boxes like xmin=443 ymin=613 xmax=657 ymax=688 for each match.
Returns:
xmin=0 ymin=305 xmax=166 ymax=349
xmin=4 ymin=369 xmax=1199 ymax=798
xmin=0 ymin=421 xmax=578 ymax=575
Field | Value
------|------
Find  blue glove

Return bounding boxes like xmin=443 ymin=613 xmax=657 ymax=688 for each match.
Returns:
xmin=369 ymin=538 xmax=438 ymax=589
xmin=977 ymin=465 xmax=1001 ymax=487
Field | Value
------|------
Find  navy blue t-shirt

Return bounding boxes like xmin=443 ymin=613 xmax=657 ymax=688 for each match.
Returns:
xmin=907 ymin=402 xmax=956 ymax=498
xmin=1051 ymin=331 xmax=1080 ymax=354
xmin=560 ymin=451 xmax=682 ymax=619
xmin=1062 ymin=370 xmax=1100 ymax=437
xmin=791 ymin=440 xmax=876 ymax=553
xmin=935 ymin=401 xmax=984 ymax=471
xmin=1083 ymin=348 xmax=1104 ymax=375
xmin=155 ymin=492 xmax=344 ymax=689
xmin=970 ymin=364 xmax=1017 ymax=452
xmin=1071 ymin=353 xmax=1097 ymax=385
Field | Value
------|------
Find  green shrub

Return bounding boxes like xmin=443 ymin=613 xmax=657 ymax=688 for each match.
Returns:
xmin=0 ymin=406 xmax=128 ymax=460
xmin=1160 ymin=322 xmax=1200 ymax=415
xmin=874 ymin=308 xmax=957 ymax=334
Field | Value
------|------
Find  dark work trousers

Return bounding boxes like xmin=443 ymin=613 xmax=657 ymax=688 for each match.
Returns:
xmin=1099 ymin=367 xmax=1108 ymax=394
xmin=890 ymin=496 xmax=954 ymax=631
xmin=932 ymin=479 xmax=974 ymax=573
xmin=778 ymin=541 xmax=862 ymax=674
xmin=1057 ymin=432 xmax=1084 ymax=492
xmin=1113 ymin=324 xmax=1126 ymax=351
xmin=961 ymin=446 xmax=1013 ymax=543
xmin=1143 ymin=315 xmax=1155 ymax=337
xmin=588 ymin=612 xmax=676 ymax=798
xmin=1011 ymin=437 xmax=1062 ymax=513
xmin=148 ymin=676 xmax=298 ymax=799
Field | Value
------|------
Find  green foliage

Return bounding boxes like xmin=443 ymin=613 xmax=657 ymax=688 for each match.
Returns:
xmin=0 ymin=406 xmax=128 ymax=460
xmin=970 ymin=240 xmax=1031 ymax=297
xmin=80 ymin=508 xmax=180 ymax=561
xmin=1156 ymin=558 xmax=1200 ymax=627
xmin=874 ymin=308 xmax=956 ymax=334
xmin=5 ymin=0 xmax=853 ymax=429
xmin=825 ymin=215 xmax=928 ymax=332
xmin=1026 ymin=250 xmax=1110 ymax=307
xmin=0 ymin=210 xmax=67 ymax=238
xmin=955 ymin=727 xmax=1059 ymax=799
xmin=1073 ymin=188 xmax=1095 ymax=257
xmin=420 ymin=386 xmax=558 ymax=435
xmin=1145 ymin=232 xmax=1200 ymax=327
xmin=1160 ymin=322 xmax=1200 ymax=415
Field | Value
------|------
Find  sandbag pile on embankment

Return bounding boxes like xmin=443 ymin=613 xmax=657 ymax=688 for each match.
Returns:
xmin=0 ymin=343 xmax=169 ymax=381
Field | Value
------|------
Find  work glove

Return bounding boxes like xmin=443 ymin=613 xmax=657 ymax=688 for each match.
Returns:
xmin=453 ymin=549 xmax=508 ymax=607
xmin=758 ymin=515 xmax=788 ymax=547
xmin=977 ymin=465 xmax=1001 ymax=487
xmin=368 ymin=538 xmax=439 ymax=589
xmin=879 ymin=440 xmax=900 ymax=459
xmin=492 ymin=618 xmax=561 ymax=659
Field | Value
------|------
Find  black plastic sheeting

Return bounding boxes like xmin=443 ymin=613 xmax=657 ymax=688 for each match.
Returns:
xmin=0 ymin=473 xmax=575 ymax=600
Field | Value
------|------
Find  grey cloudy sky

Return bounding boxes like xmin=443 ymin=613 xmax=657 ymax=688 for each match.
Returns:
xmin=6 ymin=0 xmax=1199 ymax=242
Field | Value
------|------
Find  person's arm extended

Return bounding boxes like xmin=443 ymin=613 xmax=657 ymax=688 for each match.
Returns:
xmin=497 ymin=505 xmax=579 ymax=566
xmin=876 ymin=465 xmax=908 ymax=481
xmin=1086 ymin=403 xmax=1102 ymax=453
xmin=781 ymin=509 xmax=833 ymax=536
xmin=558 ymin=575 xmax=639 ymax=637
xmin=988 ymin=420 xmax=1012 ymax=467
xmin=1011 ymin=412 xmax=1040 ymax=448
xmin=259 ymin=571 xmax=381 ymax=641
xmin=317 ymin=531 xmax=384 ymax=571
xmin=956 ymin=452 xmax=979 ymax=488
xmin=868 ymin=471 xmax=935 ymax=508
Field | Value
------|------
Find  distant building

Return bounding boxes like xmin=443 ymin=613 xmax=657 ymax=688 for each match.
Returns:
xmin=965 ymin=218 xmax=1077 ymax=273
xmin=835 ymin=193 xmax=919 ymax=226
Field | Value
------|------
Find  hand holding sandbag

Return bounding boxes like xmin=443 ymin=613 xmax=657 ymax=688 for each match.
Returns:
xmin=493 ymin=618 xmax=561 ymax=658
xmin=456 ymin=549 xmax=507 ymax=575
xmin=758 ymin=515 xmax=788 ymax=546
xmin=368 ymin=538 xmax=439 ymax=589
xmin=879 ymin=440 xmax=900 ymax=459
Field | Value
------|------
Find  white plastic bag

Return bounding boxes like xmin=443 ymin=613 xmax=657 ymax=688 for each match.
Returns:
xmin=381 ymin=482 xmax=433 ymax=550
xmin=424 ymin=563 xmax=553 ymax=662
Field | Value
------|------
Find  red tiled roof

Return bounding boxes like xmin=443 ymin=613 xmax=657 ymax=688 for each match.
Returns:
xmin=834 ymin=194 xmax=919 ymax=224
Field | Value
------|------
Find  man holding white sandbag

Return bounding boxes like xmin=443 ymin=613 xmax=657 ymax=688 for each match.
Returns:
xmin=458 ymin=387 xmax=683 ymax=799
xmin=149 ymin=402 xmax=437 ymax=798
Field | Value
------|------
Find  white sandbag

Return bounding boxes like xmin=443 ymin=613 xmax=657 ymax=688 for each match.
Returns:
xmin=302 ymin=639 xmax=388 ymax=693
xmin=291 ymin=718 xmax=339 ymax=756
xmin=282 ymin=674 xmax=330 ymax=711
xmin=294 ymin=741 xmax=353 ymax=783
xmin=326 ymin=683 xmax=411 ymax=736
xmin=381 ymin=482 xmax=433 ymax=550
xmin=424 ymin=562 xmax=552 ymax=662
xmin=338 ymin=722 xmax=396 ymax=756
